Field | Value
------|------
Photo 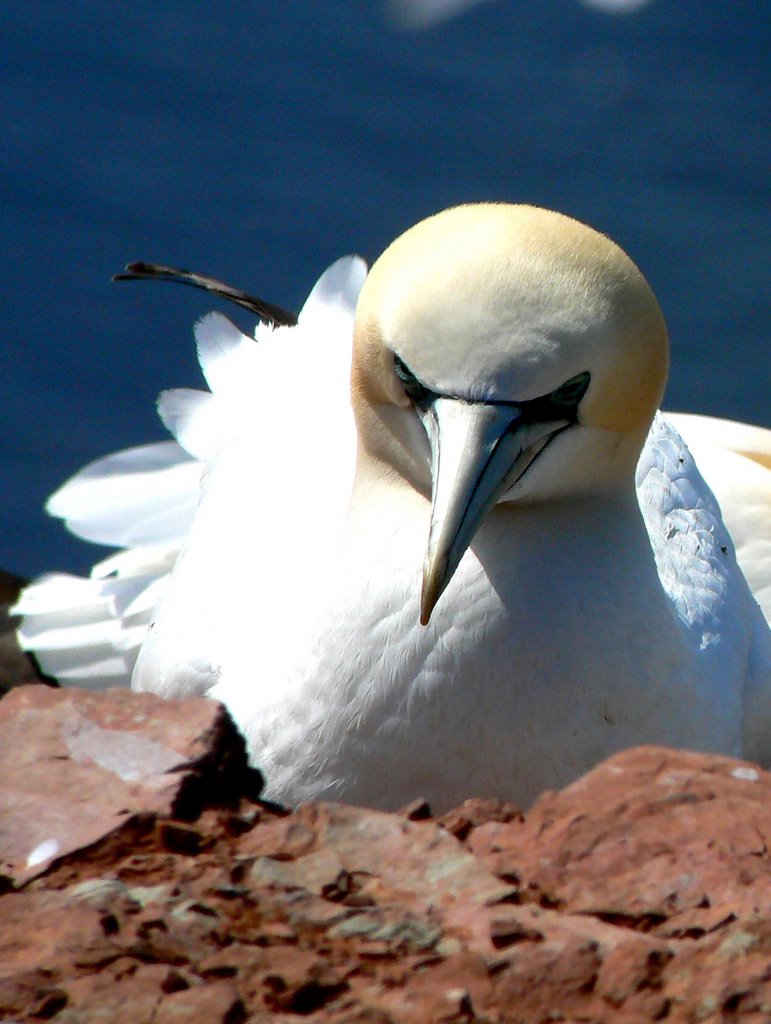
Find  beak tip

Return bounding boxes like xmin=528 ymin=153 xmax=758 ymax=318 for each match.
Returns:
xmin=419 ymin=569 xmax=442 ymax=627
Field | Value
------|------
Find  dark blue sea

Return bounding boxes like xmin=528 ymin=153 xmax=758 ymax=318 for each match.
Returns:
xmin=2 ymin=0 xmax=768 ymax=578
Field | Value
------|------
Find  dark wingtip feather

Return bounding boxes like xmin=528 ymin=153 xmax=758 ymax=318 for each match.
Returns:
xmin=112 ymin=261 xmax=298 ymax=327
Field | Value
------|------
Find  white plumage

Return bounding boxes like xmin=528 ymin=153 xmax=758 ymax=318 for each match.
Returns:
xmin=15 ymin=204 xmax=770 ymax=811
xmin=663 ymin=413 xmax=771 ymax=622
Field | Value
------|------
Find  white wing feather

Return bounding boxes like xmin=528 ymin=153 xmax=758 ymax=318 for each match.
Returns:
xmin=13 ymin=256 xmax=367 ymax=690
xmin=46 ymin=440 xmax=201 ymax=549
xmin=665 ymin=412 xmax=771 ymax=622
xmin=639 ymin=413 xmax=771 ymax=765
xmin=13 ymin=439 xmax=200 ymax=687
xmin=131 ymin=256 xmax=368 ymax=699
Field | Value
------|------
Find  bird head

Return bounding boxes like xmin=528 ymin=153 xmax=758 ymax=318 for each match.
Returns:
xmin=351 ymin=203 xmax=669 ymax=623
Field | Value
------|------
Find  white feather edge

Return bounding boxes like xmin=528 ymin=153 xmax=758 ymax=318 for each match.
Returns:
xmin=13 ymin=255 xmax=368 ymax=690
xmin=665 ymin=412 xmax=771 ymax=622
xmin=45 ymin=440 xmax=202 ymax=549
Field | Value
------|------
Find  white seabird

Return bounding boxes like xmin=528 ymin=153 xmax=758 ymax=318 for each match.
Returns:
xmin=15 ymin=204 xmax=771 ymax=811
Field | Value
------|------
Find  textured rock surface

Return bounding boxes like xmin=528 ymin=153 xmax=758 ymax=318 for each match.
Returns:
xmin=0 ymin=685 xmax=769 ymax=1022
xmin=0 ymin=685 xmax=261 ymax=885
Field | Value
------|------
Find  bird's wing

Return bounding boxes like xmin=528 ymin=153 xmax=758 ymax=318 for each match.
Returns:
xmin=12 ymin=440 xmax=202 ymax=687
xmin=46 ymin=440 xmax=202 ymax=548
xmin=12 ymin=548 xmax=179 ymax=687
xmin=14 ymin=255 xmax=368 ymax=695
xmin=638 ymin=414 xmax=739 ymax=631
xmin=638 ymin=413 xmax=771 ymax=764
xmin=664 ymin=412 xmax=771 ymax=622
xmin=664 ymin=412 xmax=771 ymax=471
xmin=131 ymin=255 xmax=368 ymax=700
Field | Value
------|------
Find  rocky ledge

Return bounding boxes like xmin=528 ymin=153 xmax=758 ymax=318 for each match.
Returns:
xmin=0 ymin=684 xmax=768 ymax=1023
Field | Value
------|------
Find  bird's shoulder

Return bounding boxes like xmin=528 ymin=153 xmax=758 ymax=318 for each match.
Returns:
xmin=636 ymin=413 xmax=740 ymax=631
xmin=638 ymin=413 xmax=770 ymax=687
xmin=637 ymin=414 xmax=771 ymax=762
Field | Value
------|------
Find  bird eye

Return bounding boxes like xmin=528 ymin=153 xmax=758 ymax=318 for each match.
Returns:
xmin=551 ymin=372 xmax=590 ymax=408
xmin=394 ymin=355 xmax=434 ymax=408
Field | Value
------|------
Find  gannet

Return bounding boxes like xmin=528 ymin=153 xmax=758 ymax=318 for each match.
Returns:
xmin=14 ymin=204 xmax=771 ymax=812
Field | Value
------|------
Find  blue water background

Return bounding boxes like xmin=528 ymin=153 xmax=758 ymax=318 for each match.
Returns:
xmin=2 ymin=0 xmax=768 ymax=578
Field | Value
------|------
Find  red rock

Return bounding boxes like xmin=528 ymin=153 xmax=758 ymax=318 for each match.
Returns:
xmin=0 ymin=688 xmax=768 ymax=1022
xmin=466 ymin=745 xmax=770 ymax=932
xmin=291 ymin=801 xmax=515 ymax=911
xmin=153 ymin=981 xmax=245 ymax=1023
xmin=0 ymin=684 xmax=260 ymax=885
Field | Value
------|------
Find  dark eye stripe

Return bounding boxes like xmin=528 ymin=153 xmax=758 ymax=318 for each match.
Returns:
xmin=515 ymin=371 xmax=590 ymax=422
xmin=551 ymin=372 xmax=591 ymax=407
xmin=394 ymin=355 xmax=434 ymax=408
xmin=393 ymin=354 xmax=589 ymax=421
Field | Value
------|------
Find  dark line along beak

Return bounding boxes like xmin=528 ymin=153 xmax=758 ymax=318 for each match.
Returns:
xmin=113 ymin=262 xmax=298 ymax=328
xmin=418 ymin=396 xmax=572 ymax=625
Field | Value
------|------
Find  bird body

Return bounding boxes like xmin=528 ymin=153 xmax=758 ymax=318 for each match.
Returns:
xmin=211 ymin=447 xmax=756 ymax=809
xmin=15 ymin=204 xmax=771 ymax=811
